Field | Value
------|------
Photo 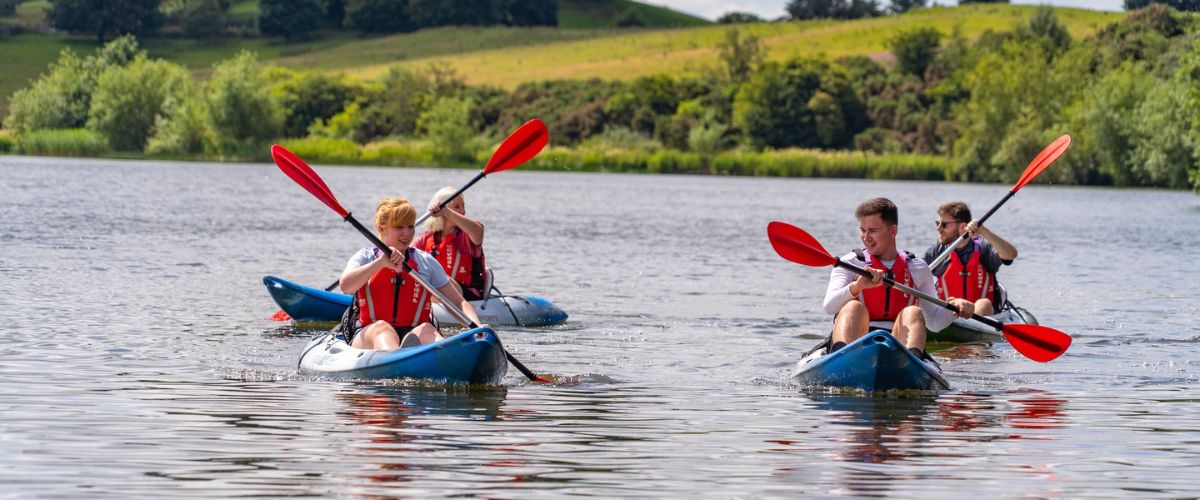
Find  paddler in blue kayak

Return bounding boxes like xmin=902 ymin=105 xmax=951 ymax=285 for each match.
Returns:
xmin=925 ymin=201 xmax=1018 ymax=316
xmin=414 ymin=187 xmax=488 ymax=301
xmin=822 ymin=197 xmax=975 ymax=359
xmin=339 ymin=197 xmax=483 ymax=350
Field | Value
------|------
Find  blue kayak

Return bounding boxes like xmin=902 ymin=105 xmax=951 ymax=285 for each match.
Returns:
xmin=263 ymin=275 xmax=568 ymax=327
xmin=792 ymin=330 xmax=950 ymax=391
xmin=298 ymin=326 xmax=508 ymax=384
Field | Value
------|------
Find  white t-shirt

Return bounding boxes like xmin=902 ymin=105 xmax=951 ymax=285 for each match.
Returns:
xmin=822 ymin=250 xmax=956 ymax=332
xmin=347 ymin=246 xmax=451 ymax=290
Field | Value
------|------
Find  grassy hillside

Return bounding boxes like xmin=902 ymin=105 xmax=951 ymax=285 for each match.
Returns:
xmin=311 ymin=5 xmax=1125 ymax=87
xmin=559 ymin=0 xmax=711 ymax=28
xmin=0 ymin=4 xmax=1124 ymax=118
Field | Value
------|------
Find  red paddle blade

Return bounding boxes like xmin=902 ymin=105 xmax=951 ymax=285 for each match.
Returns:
xmin=484 ymin=119 xmax=548 ymax=174
xmin=767 ymin=221 xmax=837 ymax=267
xmin=271 ymin=144 xmax=349 ymax=218
xmin=1001 ymin=323 xmax=1072 ymax=362
xmin=270 ymin=309 xmax=292 ymax=322
xmin=1013 ymin=134 xmax=1071 ymax=191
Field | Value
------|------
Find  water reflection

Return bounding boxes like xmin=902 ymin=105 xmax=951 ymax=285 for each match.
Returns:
xmin=336 ymin=384 xmax=507 ymax=485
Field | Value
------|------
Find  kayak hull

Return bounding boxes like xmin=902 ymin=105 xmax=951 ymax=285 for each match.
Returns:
xmin=927 ymin=306 xmax=1037 ymax=344
xmin=792 ymin=330 xmax=950 ymax=392
xmin=263 ymin=275 xmax=568 ymax=326
xmin=298 ymin=326 xmax=508 ymax=384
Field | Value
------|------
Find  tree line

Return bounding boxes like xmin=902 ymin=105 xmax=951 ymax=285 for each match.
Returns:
xmin=5 ymin=4 xmax=1199 ymax=190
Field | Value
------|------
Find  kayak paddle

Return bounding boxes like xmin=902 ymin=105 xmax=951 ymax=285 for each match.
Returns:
xmin=929 ymin=134 xmax=1070 ymax=269
xmin=767 ymin=221 xmax=1072 ymax=362
xmin=269 ymin=118 xmax=549 ymax=321
xmin=270 ymin=144 xmax=552 ymax=383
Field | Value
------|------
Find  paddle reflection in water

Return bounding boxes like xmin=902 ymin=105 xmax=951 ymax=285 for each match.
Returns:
xmin=335 ymin=384 xmax=507 ymax=486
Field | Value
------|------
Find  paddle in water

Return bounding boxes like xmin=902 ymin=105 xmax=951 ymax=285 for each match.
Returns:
xmin=270 ymin=124 xmax=552 ymax=383
xmin=766 ymin=221 xmax=1072 ymax=362
xmin=929 ymin=134 xmax=1071 ymax=269
xmin=269 ymin=119 xmax=550 ymax=321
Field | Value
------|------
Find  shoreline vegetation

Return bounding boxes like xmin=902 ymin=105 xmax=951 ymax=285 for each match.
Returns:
xmin=2 ymin=3 xmax=1198 ymax=190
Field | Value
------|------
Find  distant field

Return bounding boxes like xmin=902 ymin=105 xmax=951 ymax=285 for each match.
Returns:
xmin=322 ymin=5 xmax=1124 ymax=87
xmin=0 ymin=4 xmax=1125 ymax=118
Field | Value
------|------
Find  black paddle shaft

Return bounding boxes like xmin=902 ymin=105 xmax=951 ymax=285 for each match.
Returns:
xmin=833 ymin=258 xmax=1007 ymax=331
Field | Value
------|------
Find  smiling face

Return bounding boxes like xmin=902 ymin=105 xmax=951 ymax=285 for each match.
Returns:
xmin=380 ymin=224 xmax=416 ymax=249
xmin=859 ymin=214 xmax=898 ymax=259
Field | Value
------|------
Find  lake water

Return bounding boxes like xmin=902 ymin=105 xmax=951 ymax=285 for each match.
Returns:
xmin=2 ymin=155 xmax=1198 ymax=497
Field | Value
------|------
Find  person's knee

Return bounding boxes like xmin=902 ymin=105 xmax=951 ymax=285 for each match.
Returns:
xmin=976 ymin=298 xmax=994 ymax=315
xmin=900 ymin=305 xmax=925 ymax=326
xmin=839 ymin=301 xmax=867 ymax=319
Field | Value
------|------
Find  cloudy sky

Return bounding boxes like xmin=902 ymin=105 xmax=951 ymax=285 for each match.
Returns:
xmin=653 ymin=1 xmax=1126 ymax=21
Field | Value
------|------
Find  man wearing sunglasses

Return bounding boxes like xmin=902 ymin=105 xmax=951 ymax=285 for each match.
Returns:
xmin=924 ymin=201 xmax=1018 ymax=316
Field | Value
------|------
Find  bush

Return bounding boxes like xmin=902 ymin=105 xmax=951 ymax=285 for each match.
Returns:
xmin=0 ymin=130 xmax=15 ymax=153
xmin=19 ymin=129 xmax=108 ymax=156
xmin=147 ymin=90 xmax=215 ymax=155
xmin=87 ymin=55 xmax=193 ymax=152
xmin=206 ymin=51 xmax=283 ymax=154
xmin=4 ymin=37 xmax=142 ymax=135
xmin=277 ymin=137 xmax=361 ymax=163
xmin=268 ymin=68 xmax=360 ymax=138
xmin=417 ymin=96 xmax=477 ymax=164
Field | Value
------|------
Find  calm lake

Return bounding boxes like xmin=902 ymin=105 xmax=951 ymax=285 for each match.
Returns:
xmin=2 ymin=155 xmax=1198 ymax=497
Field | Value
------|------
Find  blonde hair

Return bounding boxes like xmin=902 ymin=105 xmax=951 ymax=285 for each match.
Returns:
xmin=374 ymin=197 xmax=417 ymax=230
xmin=423 ymin=186 xmax=460 ymax=233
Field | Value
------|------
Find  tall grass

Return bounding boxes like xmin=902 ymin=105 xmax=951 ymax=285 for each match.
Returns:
xmin=0 ymin=129 xmax=15 ymax=153
xmin=18 ymin=128 xmax=108 ymax=156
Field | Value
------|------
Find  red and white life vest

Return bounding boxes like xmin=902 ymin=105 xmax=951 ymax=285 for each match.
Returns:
xmin=356 ymin=249 xmax=432 ymax=328
xmin=858 ymin=249 xmax=919 ymax=322
xmin=414 ymin=228 xmax=485 ymax=295
xmin=936 ymin=237 xmax=996 ymax=303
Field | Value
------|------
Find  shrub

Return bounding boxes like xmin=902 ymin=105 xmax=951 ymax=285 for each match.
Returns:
xmin=0 ymin=130 xmax=15 ymax=153
xmin=417 ymin=96 xmax=477 ymax=164
xmin=87 ymin=55 xmax=193 ymax=152
xmin=277 ymin=137 xmax=361 ymax=163
xmin=206 ymin=51 xmax=283 ymax=155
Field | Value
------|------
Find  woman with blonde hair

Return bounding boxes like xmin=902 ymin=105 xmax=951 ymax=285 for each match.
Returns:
xmin=339 ymin=197 xmax=482 ymax=350
xmin=413 ymin=187 xmax=488 ymax=301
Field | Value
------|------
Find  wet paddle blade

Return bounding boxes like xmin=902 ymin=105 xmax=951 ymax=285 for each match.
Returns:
xmin=767 ymin=221 xmax=838 ymax=267
xmin=1001 ymin=323 xmax=1072 ymax=362
xmin=270 ymin=310 xmax=292 ymax=322
xmin=484 ymin=119 xmax=548 ymax=174
xmin=271 ymin=144 xmax=349 ymax=218
xmin=1013 ymin=135 xmax=1071 ymax=191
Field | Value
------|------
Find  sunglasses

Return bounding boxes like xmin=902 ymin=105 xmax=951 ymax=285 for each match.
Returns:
xmin=934 ymin=220 xmax=962 ymax=229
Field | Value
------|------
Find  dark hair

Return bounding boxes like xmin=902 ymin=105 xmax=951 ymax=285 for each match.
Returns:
xmin=855 ymin=197 xmax=898 ymax=226
xmin=938 ymin=201 xmax=971 ymax=223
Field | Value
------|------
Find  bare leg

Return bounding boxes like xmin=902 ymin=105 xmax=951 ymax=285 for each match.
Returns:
xmin=975 ymin=298 xmax=995 ymax=316
xmin=410 ymin=323 xmax=444 ymax=346
xmin=832 ymin=301 xmax=870 ymax=346
xmin=352 ymin=320 xmax=401 ymax=350
xmin=891 ymin=305 xmax=927 ymax=352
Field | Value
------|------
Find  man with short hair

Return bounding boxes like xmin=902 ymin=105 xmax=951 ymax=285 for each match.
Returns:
xmin=925 ymin=201 xmax=1017 ymax=316
xmin=823 ymin=197 xmax=974 ymax=359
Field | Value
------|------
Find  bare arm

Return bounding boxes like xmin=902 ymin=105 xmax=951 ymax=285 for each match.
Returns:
xmin=437 ymin=281 xmax=482 ymax=326
xmin=969 ymin=221 xmax=1017 ymax=261
xmin=429 ymin=204 xmax=485 ymax=245
xmin=339 ymin=248 xmax=402 ymax=294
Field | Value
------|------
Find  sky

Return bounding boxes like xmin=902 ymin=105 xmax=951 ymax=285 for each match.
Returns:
xmin=652 ymin=1 xmax=1126 ymax=21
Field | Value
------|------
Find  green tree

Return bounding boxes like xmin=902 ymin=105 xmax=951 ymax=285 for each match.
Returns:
xmin=733 ymin=57 xmax=864 ymax=149
xmin=1124 ymin=0 xmax=1200 ymax=11
xmin=87 ymin=55 xmax=192 ymax=151
xmin=418 ymin=97 xmax=477 ymax=163
xmin=4 ymin=36 xmax=142 ymax=134
xmin=1023 ymin=6 xmax=1071 ymax=54
xmin=268 ymin=68 xmax=359 ymax=138
xmin=887 ymin=27 xmax=942 ymax=77
xmin=170 ymin=0 xmax=226 ymax=39
xmin=889 ymin=0 xmax=926 ymax=14
xmin=259 ymin=0 xmax=323 ymax=41
xmin=49 ymin=0 xmax=163 ymax=45
xmin=147 ymin=89 xmax=215 ymax=155
xmin=503 ymin=0 xmax=556 ymax=26
xmin=719 ymin=27 xmax=763 ymax=84
xmin=615 ymin=8 xmax=646 ymax=28
xmin=717 ymin=11 xmax=763 ymax=23
xmin=205 ymin=51 xmax=283 ymax=154
xmin=346 ymin=0 xmax=412 ymax=32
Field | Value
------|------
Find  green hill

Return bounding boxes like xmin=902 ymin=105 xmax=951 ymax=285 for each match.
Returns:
xmin=559 ymin=0 xmax=711 ymax=28
xmin=0 ymin=4 xmax=1124 ymax=119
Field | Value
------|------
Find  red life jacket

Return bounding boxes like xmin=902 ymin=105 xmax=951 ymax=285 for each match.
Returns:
xmin=414 ymin=228 xmax=486 ymax=296
xmin=856 ymin=249 xmax=918 ymax=322
xmin=936 ymin=237 xmax=996 ymax=303
xmin=356 ymin=248 xmax=432 ymax=328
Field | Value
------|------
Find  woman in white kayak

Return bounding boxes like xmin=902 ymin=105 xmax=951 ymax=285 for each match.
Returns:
xmin=339 ymin=197 xmax=482 ymax=350
xmin=413 ymin=187 xmax=489 ymax=301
